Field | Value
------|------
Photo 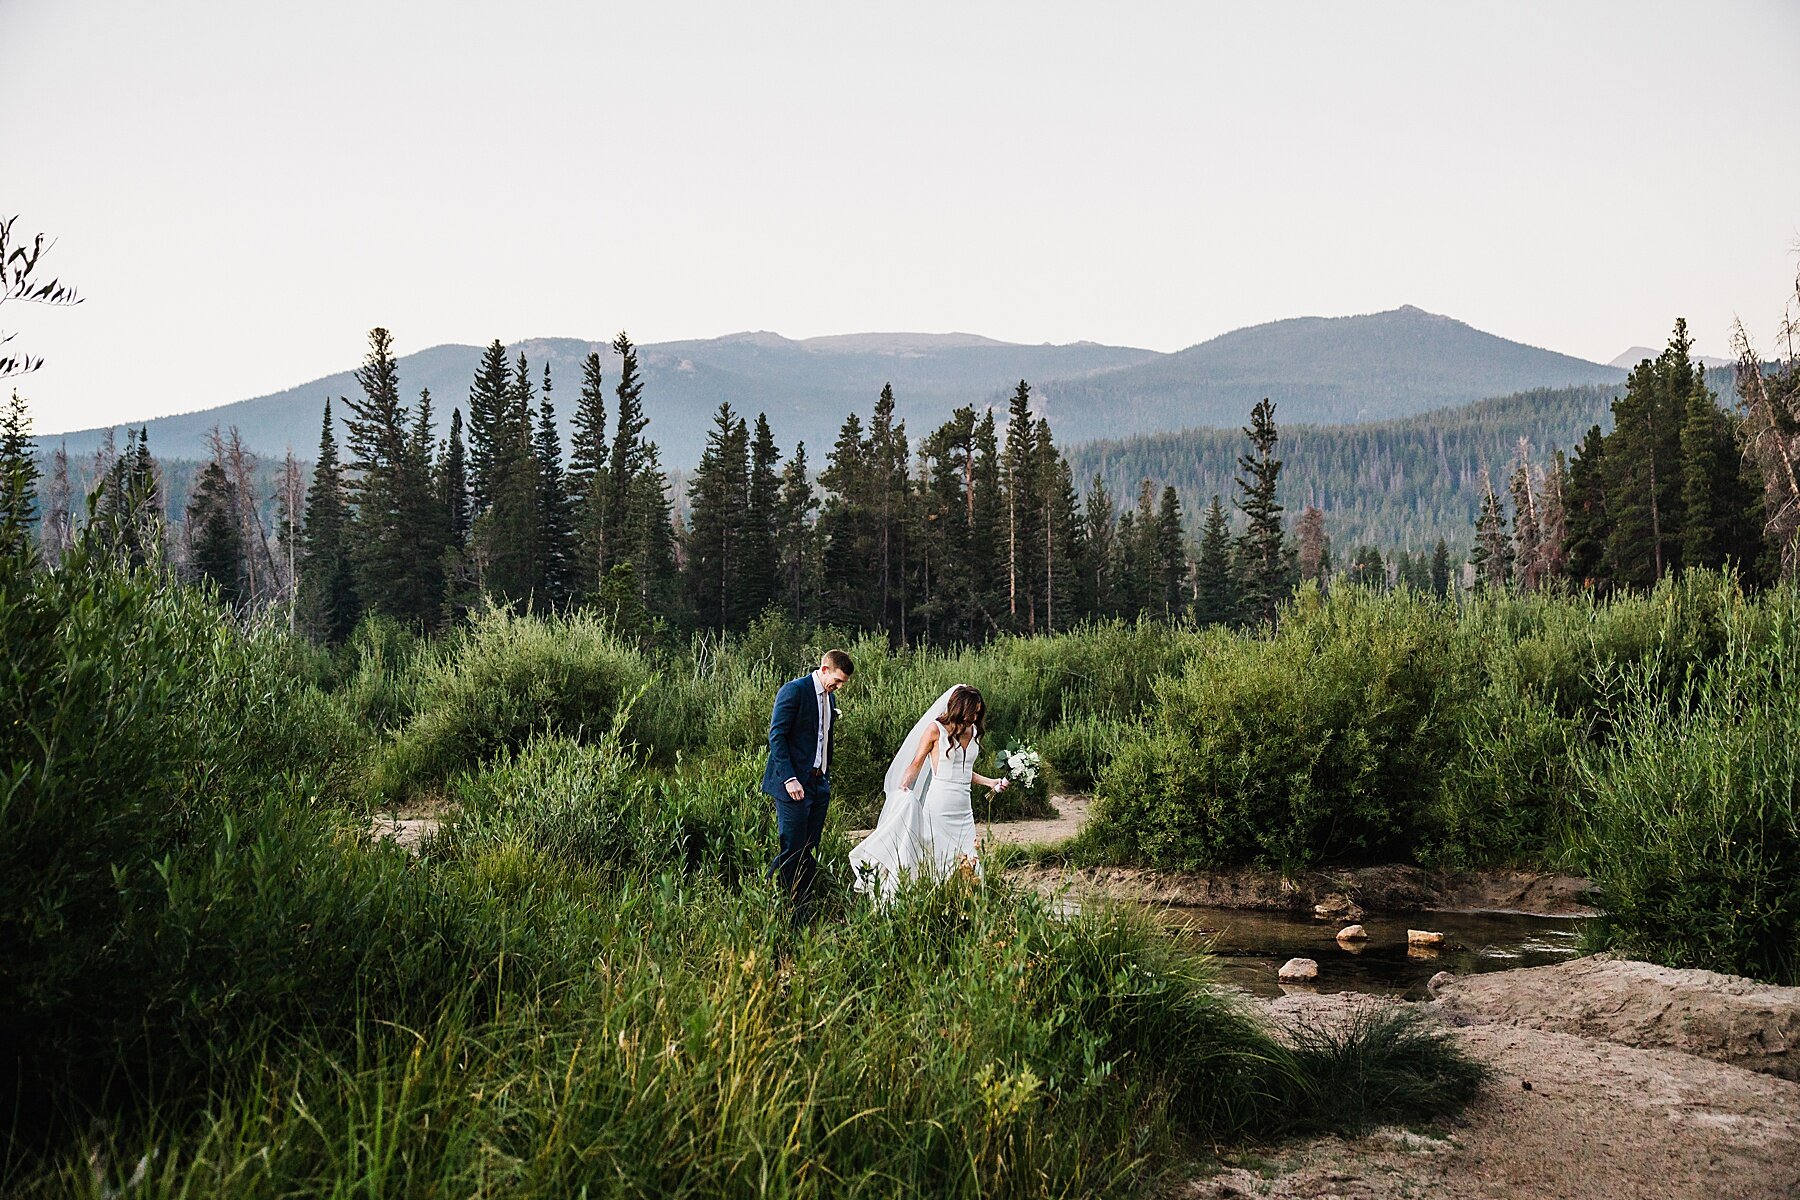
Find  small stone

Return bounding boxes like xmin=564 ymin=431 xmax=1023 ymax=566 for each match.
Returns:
xmin=1407 ymin=929 xmax=1444 ymax=946
xmin=1521 ymin=1079 xmax=1533 ymax=1092
xmin=1336 ymin=923 xmax=1368 ymax=941
xmin=1313 ymin=894 xmax=1365 ymax=922
xmin=1427 ymin=970 xmax=1457 ymax=998
xmin=1278 ymin=957 xmax=1319 ymax=982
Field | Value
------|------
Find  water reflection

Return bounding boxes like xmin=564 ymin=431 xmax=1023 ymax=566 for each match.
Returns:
xmin=1147 ymin=905 xmax=1587 ymax=998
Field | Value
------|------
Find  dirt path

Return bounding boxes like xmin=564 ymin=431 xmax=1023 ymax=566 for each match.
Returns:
xmin=1187 ymin=991 xmax=1800 ymax=1200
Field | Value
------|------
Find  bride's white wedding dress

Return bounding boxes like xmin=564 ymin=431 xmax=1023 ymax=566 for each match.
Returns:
xmin=848 ymin=686 xmax=984 ymax=899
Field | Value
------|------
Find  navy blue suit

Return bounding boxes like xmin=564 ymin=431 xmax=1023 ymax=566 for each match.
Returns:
xmin=764 ymin=674 xmax=837 ymax=921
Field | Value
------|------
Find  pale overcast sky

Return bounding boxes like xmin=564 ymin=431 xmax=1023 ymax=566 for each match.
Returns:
xmin=7 ymin=0 xmax=1799 ymax=434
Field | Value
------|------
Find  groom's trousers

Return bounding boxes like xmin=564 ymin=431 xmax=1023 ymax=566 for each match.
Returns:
xmin=772 ymin=770 xmax=830 ymax=924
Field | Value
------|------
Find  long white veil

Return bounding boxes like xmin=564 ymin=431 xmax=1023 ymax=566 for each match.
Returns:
xmin=847 ymin=684 xmax=960 ymax=899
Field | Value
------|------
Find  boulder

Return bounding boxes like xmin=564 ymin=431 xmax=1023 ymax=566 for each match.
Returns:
xmin=1336 ymin=923 xmax=1368 ymax=941
xmin=1426 ymin=970 xmax=1457 ymax=998
xmin=1407 ymin=929 xmax=1445 ymax=945
xmin=1430 ymin=954 xmax=1800 ymax=1080
xmin=1278 ymin=957 xmax=1319 ymax=982
xmin=1313 ymin=894 xmax=1364 ymax=922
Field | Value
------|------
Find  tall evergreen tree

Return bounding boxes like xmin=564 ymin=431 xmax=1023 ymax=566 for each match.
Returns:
xmin=0 ymin=390 xmax=37 ymax=564
xmin=1001 ymin=381 xmax=1043 ymax=630
xmin=1470 ymin=475 xmax=1513 ymax=590
xmin=442 ymin=407 xmax=471 ymax=550
xmin=969 ymin=410 xmax=1006 ymax=634
xmin=473 ymin=354 xmax=543 ymax=607
xmin=534 ymin=363 xmax=576 ymax=606
xmin=1562 ymin=424 xmax=1608 ymax=588
xmin=683 ymin=403 xmax=752 ymax=631
xmin=1082 ymin=474 xmax=1118 ymax=619
xmin=298 ymin=399 xmax=359 ymax=642
xmin=603 ymin=331 xmax=650 ymax=574
xmin=1679 ymin=373 xmax=1762 ymax=575
xmin=867 ymin=385 xmax=911 ymax=640
xmin=1233 ymin=398 xmax=1286 ymax=623
xmin=466 ymin=338 xmax=512 ymax=511
xmin=185 ymin=459 xmax=244 ymax=606
xmin=1603 ymin=322 xmax=1694 ymax=586
xmin=743 ymin=413 xmax=781 ymax=621
xmin=569 ymin=350 xmax=608 ymax=597
xmin=917 ymin=407 xmax=980 ymax=641
xmin=817 ymin=410 xmax=873 ymax=629
xmin=1194 ymin=494 xmax=1236 ymax=625
xmin=1154 ymin=485 xmax=1186 ymax=617
xmin=406 ymin=388 xmax=448 ymax=624
xmin=776 ymin=441 xmax=819 ymax=624
xmin=1429 ymin=537 xmax=1452 ymax=598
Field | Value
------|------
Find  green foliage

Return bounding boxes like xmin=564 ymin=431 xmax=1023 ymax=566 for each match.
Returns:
xmin=370 ymin=605 xmax=660 ymax=800
xmin=1573 ymin=599 xmax=1800 ymax=984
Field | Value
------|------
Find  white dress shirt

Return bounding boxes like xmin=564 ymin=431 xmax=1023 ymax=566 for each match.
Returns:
xmin=812 ymin=670 xmax=832 ymax=773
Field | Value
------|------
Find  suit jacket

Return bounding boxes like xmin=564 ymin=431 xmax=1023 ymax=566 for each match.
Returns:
xmin=762 ymin=674 xmax=837 ymax=799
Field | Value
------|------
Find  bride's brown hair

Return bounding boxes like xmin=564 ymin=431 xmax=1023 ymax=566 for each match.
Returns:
xmin=937 ymin=685 xmax=986 ymax=756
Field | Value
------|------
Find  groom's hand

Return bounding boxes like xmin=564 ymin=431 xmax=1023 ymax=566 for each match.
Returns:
xmin=785 ymin=778 xmax=805 ymax=801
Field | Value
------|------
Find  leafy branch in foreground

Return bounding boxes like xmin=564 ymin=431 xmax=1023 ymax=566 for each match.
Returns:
xmin=0 ymin=215 xmax=83 ymax=379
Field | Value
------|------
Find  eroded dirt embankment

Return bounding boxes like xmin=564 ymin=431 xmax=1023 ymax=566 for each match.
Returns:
xmin=1183 ymin=966 xmax=1800 ymax=1200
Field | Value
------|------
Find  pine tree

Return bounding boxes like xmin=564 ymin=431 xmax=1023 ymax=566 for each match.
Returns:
xmin=1603 ymin=321 xmax=1694 ymax=587
xmin=185 ymin=459 xmax=244 ymax=606
xmin=443 ymin=407 xmax=470 ymax=550
xmin=1193 ymin=494 xmax=1236 ymax=625
xmin=776 ymin=441 xmax=820 ymax=624
xmin=1679 ymin=373 xmax=1762 ymax=574
xmin=1733 ymin=290 xmax=1800 ymax=580
xmin=473 ymin=354 xmax=543 ymax=607
xmin=1562 ymin=425 xmax=1608 ymax=589
xmin=969 ymin=410 xmax=1006 ymax=635
xmin=0 ymin=390 xmax=39 ymax=565
xmin=1233 ymin=398 xmax=1286 ymax=623
xmin=1470 ymin=474 xmax=1512 ymax=590
xmin=406 ymin=389 xmax=448 ymax=624
xmin=684 ymin=402 xmax=752 ymax=631
xmin=917 ymin=408 xmax=980 ymax=641
xmin=1154 ymin=485 xmax=1186 ymax=617
xmin=743 ymin=413 xmax=781 ymax=622
xmin=466 ymin=339 xmax=511 ymax=511
xmin=626 ymin=444 xmax=679 ymax=621
xmin=1083 ymin=474 xmax=1118 ymax=619
xmin=603 ymin=331 xmax=650 ymax=574
xmin=1041 ymin=435 xmax=1086 ymax=631
xmin=534 ymin=363 xmax=576 ymax=606
xmin=867 ymin=384 xmax=910 ymax=640
xmin=817 ymin=411 xmax=873 ymax=628
xmin=1001 ymin=381 xmax=1043 ymax=630
xmin=298 ymin=399 xmax=359 ymax=642
xmin=569 ymin=350 xmax=608 ymax=598
xmin=1430 ymin=537 xmax=1452 ymax=598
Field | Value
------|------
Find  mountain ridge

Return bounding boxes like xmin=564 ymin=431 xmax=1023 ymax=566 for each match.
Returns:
xmin=39 ymin=307 xmax=1626 ymax=466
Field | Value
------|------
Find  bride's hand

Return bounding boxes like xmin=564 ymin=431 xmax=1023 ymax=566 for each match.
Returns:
xmin=991 ymin=778 xmax=1009 ymax=793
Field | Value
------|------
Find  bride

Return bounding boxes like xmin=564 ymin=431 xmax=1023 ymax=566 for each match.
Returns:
xmin=848 ymin=684 xmax=1010 ymax=899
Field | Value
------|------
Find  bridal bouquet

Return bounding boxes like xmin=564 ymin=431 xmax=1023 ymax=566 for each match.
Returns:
xmin=980 ymin=740 xmax=1052 ymax=821
xmin=1002 ymin=745 xmax=1042 ymax=791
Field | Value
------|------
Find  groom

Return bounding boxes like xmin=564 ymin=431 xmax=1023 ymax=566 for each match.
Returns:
xmin=762 ymin=649 xmax=855 ymax=923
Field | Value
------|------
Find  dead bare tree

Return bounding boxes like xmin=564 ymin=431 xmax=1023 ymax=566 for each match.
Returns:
xmin=1733 ymin=263 xmax=1800 ymax=581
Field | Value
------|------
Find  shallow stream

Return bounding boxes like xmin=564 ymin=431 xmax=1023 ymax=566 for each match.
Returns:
xmin=1148 ymin=905 xmax=1587 ymax=999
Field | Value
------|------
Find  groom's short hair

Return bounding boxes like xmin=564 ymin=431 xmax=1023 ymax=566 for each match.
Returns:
xmin=822 ymin=648 xmax=855 ymax=676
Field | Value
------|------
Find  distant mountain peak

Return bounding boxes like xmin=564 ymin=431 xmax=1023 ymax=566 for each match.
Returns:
xmin=798 ymin=331 xmax=1020 ymax=354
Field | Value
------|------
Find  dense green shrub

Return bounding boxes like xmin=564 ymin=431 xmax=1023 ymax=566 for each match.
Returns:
xmin=370 ymin=607 xmax=662 ymax=799
xmin=1086 ymin=593 xmax=1469 ymax=870
xmin=0 ymin=547 xmax=359 ymax=1139
xmin=1574 ymin=606 xmax=1800 ymax=985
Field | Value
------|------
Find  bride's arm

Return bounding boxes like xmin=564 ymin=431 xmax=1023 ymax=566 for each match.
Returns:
xmin=899 ymin=724 xmax=938 ymax=791
xmin=971 ymin=769 xmax=1009 ymax=792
